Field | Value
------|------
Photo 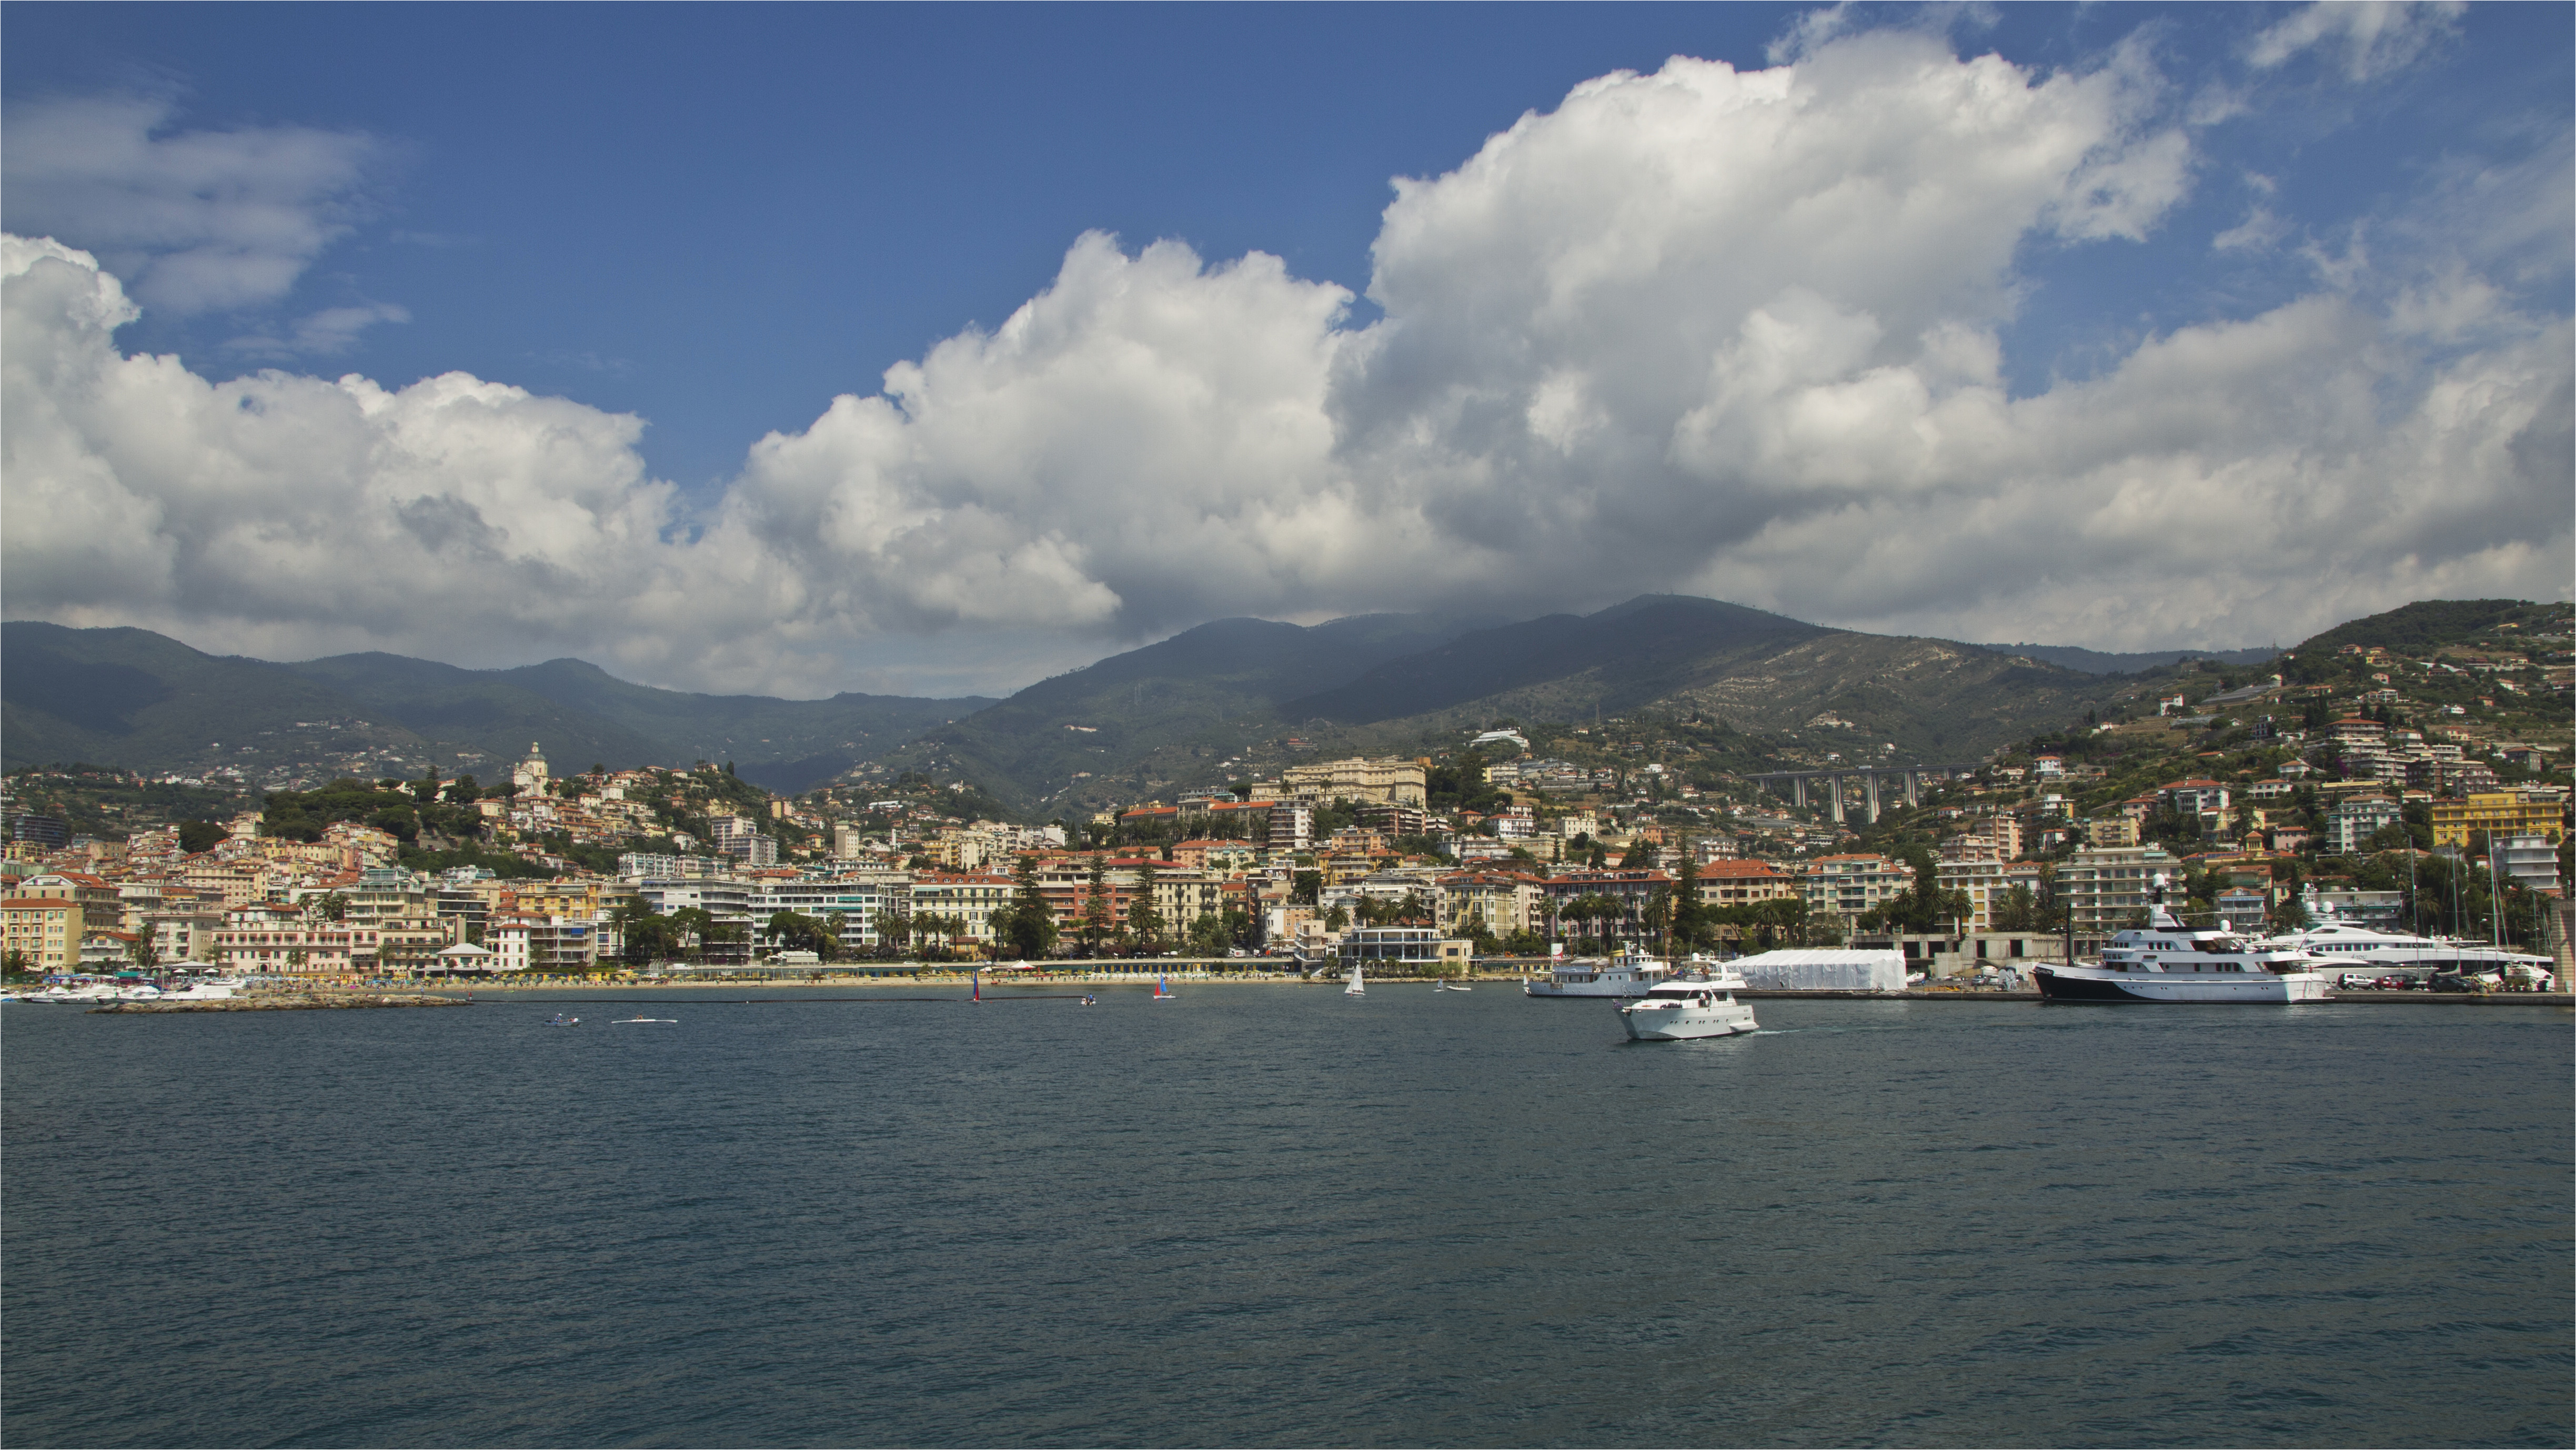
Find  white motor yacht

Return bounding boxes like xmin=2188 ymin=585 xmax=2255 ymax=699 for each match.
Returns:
xmin=2252 ymin=914 xmax=2553 ymax=980
xmin=1524 ymin=948 xmax=1673 ymax=999
xmin=1617 ymin=968 xmax=1758 ymax=1040
xmin=2036 ymin=880 xmax=2329 ymax=1004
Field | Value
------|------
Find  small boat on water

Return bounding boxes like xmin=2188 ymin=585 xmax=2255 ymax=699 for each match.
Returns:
xmin=157 ymin=976 xmax=246 ymax=1001
xmin=1437 ymin=980 xmax=1473 ymax=992
xmin=1617 ymin=966 xmax=1758 ymax=1041
xmin=612 ymin=1016 xmax=675 ymax=1023
xmin=1344 ymin=964 xmax=1365 ymax=998
xmin=545 ymin=1013 xmax=579 ymax=1026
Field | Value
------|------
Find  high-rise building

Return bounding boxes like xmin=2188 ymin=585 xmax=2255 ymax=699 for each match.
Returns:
xmin=1266 ymin=803 xmax=1312 ymax=852
xmin=2054 ymin=845 xmax=2180 ymax=932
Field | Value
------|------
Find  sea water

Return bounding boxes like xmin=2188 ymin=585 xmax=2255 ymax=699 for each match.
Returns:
xmin=4 ymin=989 xmax=2568 ymax=1447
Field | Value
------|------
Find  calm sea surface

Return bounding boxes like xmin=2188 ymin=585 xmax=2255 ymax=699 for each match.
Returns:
xmin=4 ymin=986 xmax=2568 ymax=1448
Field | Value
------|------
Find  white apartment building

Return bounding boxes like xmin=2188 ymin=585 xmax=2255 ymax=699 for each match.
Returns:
xmin=1935 ymin=858 xmax=2048 ymax=933
xmin=752 ymin=874 xmax=909 ymax=950
xmin=1266 ymin=803 xmax=1313 ymax=852
xmin=1801 ymin=855 xmax=1913 ymax=928
xmin=2322 ymin=796 xmax=2403 ymax=855
xmin=2053 ymin=845 xmax=2180 ymax=933
xmin=2497 ymin=835 xmax=2562 ymax=894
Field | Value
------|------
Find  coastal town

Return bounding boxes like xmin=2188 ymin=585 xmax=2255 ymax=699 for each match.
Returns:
xmin=5 ymin=622 xmax=2570 ymax=986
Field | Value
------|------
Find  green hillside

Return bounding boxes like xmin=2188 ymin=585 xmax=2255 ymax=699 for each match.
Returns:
xmin=2287 ymin=599 xmax=2568 ymax=660
xmin=3 ymin=623 xmax=442 ymax=782
xmin=1 ymin=622 xmax=988 ymax=791
xmin=877 ymin=597 xmax=2154 ymax=813
xmin=874 ymin=612 xmax=1493 ymax=819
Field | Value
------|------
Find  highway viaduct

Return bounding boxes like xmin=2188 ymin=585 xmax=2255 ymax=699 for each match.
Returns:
xmin=1748 ymin=764 xmax=1981 ymax=824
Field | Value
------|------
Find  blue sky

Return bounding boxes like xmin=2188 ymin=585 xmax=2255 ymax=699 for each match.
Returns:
xmin=3 ymin=3 xmax=2569 ymax=696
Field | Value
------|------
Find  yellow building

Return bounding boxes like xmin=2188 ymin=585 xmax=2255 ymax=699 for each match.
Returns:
xmin=2080 ymin=815 xmax=2141 ymax=848
xmin=2 ymin=898 xmax=84 ymax=972
xmin=2429 ymin=792 xmax=2565 ymax=848
xmin=1281 ymin=756 xmax=1428 ymax=807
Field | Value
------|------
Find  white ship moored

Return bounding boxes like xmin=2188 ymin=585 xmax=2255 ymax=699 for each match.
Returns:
xmin=1525 ymin=949 xmax=1672 ymax=999
xmin=2251 ymin=917 xmax=2553 ymax=981
xmin=2036 ymin=880 xmax=2329 ymax=1004
xmin=1617 ymin=967 xmax=1758 ymax=1040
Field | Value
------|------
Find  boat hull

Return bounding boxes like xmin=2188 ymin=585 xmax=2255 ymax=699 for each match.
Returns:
xmin=2035 ymin=966 xmax=2329 ymax=1003
xmin=1619 ymin=1001 xmax=1758 ymax=1040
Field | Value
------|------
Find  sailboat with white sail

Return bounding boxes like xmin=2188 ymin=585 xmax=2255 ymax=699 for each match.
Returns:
xmin=1344 ymin=963 xmax=1365 ymax=997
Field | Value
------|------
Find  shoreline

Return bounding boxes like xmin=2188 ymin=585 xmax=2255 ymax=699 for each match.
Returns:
xmin=89 ymin=992 xmax=469 ymax=1013
xmin=371 ymin=981 xmax=2570 ymax=1007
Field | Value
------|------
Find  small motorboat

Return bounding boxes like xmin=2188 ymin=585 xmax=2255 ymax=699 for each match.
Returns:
xmin=545 ymin=1013 xmax=579 ymax=1027
xmin=612 ymin=1016 xmax=675 ymax=1023
xmin=1617 ymin=969 xmax=1758 ymax=1041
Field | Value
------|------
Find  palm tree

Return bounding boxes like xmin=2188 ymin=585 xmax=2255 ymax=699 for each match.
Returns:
xmin=872 ymin=908 xmax=913 ymax=958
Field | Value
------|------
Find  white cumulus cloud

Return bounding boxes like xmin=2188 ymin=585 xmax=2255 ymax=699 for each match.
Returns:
xmin=2 ymin=27 xmax=2567 ymax=698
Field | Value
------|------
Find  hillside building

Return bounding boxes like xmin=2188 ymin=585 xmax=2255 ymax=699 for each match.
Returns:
xmin=1282 ymin=756 xmax=1428 ymax=808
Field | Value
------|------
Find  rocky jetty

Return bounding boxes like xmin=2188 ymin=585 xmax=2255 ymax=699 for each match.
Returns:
xmin=88 ymin=993 xmax=470 ymax=1014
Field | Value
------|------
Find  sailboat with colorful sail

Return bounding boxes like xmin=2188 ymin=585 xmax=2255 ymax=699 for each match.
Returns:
xmin=1152 ymin=975 xmax=1175 ymax=1000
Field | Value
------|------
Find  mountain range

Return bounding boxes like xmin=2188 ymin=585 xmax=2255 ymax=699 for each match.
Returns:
xmin=1 ymin=622 xmax=988 ymax=794
xmin=1 ymin=598 xmax=2310 ymax=808
xmin=876 ymin=597 xmax=2167 ymax=814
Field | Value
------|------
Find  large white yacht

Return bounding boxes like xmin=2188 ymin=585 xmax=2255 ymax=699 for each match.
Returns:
xmin=1617 ymin=965 xmax=1758 ymax=1040
xmin=2035 ymin=882 xmax=2330 ymax=1004
xmin=2252 ymin=914 xmax=2553 ymax=979
xmin=1524 ymin=948 xmax=1673 ymax=999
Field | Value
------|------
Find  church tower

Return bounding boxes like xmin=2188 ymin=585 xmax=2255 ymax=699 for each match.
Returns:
xmin=512 ymin=742 xmax=551 ymax=795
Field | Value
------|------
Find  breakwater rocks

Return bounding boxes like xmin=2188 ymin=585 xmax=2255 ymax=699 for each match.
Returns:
xmin=88 ymin=993 xmax=470 ymax=1014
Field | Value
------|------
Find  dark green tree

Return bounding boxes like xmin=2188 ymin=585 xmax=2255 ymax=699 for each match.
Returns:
xmin=997 ymin=853 xmax=1059 ymax=959
xmin=1082 ymin=853 xmax=1112 ymax=954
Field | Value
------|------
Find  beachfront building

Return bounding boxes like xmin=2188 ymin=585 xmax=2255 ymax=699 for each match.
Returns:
xmin=1335 ymin=927 xmax=1474 ymax=971
xmin=2 ymin=897 xmax=83 ymax=972
xmin=908 ymin=872 xmax=1013 ymax=955
xmin=210 ymin=902 xmax=387 ymax=978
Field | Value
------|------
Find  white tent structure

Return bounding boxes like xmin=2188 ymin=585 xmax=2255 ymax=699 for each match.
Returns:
xmin=1728 ymin=948 xmax=1907 ymax=993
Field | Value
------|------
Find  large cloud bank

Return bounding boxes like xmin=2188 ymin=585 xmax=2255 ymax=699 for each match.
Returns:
xmin=5 ymin=29 xmax=2568 ymax=696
